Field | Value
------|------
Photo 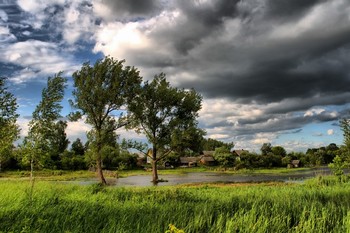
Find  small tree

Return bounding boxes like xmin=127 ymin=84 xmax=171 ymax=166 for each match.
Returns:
xmin=48 ymin=120 xmax=69 ymax=169
xmin=261 ymin=143 xmax=272 ymax=155
xmin=0 ymin=77 xmax=19 ymax=171
xmin=271 ymin=146 xmax=286 ymax=157
xmin=128 ymin=73 xmax=202 ymax=183
xmin=70 ymin=57 xmax=142 ymax=184
xmin=328 ymin=155 xmax=347 ymax=178
xmin=71 ymin=138 xmax=85 ymax=156
xmin=22 ymin=73 xmax=66 ymax=179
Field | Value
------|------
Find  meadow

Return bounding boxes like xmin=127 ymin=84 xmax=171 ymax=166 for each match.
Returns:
xmin=0 ymin=166 xmax=310 ymax=180
xmin=1 ymin=176 xmax=350 ymax=233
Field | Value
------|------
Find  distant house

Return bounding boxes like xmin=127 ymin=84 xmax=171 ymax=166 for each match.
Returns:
xmin=200 ymin=155 xmax=216 ymax=166
xmin=179 ymin=157 xmax=199 ymax=167
xmin=232 ymin=149 xmax=247 ymax=157
xmin=136 ymin=154 xmax=147 ymax=167
xmin=202 ymin=151 xmax=215 ymax=156
xmin=288 ymin=160 xmax=301 ymax=168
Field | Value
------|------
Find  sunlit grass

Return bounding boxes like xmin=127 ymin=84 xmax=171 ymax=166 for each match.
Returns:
xmin=1 ymin=176 xmax=350 ymax=232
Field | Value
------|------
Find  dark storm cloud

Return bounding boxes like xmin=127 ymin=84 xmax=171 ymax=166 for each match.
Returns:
xmin=264 ymin=0 xmax=326 ymax=19
xmin=176 ymin=0 xmax=240 ymax=28
xmin=165 ymin=0 xmax=350 ymax=116
xmin=150 ymin=0 xmax=241 ymax=55
xmin=99 ymin=0 xmax=161 ymax=20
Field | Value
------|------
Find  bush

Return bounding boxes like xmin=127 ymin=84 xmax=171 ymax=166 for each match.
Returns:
xmin=213 ymin=147 xmax=234 ymax=167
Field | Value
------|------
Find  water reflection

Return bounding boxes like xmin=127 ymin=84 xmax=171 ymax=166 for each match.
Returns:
xmin=64 ymin=167 xmax=334 ymax=187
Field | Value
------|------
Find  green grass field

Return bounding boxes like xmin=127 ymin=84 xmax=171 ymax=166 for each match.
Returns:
xmin=1 ymin=176 xmax=350 ymax=233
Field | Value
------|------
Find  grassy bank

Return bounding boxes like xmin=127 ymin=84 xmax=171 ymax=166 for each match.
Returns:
xmin=1 ymin=177 xmax=350 ymax=232
xmin=0 ymin=166 xmax=310 ymax=181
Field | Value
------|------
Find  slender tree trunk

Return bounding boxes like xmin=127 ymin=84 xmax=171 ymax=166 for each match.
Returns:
xmin=152 ymin=146 xmax=158 ymax=183
xmin=96 ymin=129 xmax=107 ymax=185
xmin=96 ymin=156 xmax=107 ymax=185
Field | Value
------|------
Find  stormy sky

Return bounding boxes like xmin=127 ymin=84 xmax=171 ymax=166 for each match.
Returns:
xmin=1 ymin=0 xmax=350 ymax=152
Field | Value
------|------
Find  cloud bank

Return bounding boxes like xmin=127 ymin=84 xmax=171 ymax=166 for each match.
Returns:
xmin=2 ymin=0 xmax=350 ymax=151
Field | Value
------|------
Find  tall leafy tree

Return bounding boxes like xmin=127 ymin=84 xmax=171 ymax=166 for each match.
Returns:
xmin=70 ymin=57 xmax=142 ymax=184
xmin=261 ymin=143 xmax=272 ymax=156
xmin=85 ymin=118 xmax=119 ymax=169
xmin=22 ymin=73 xmax=66 ymax=179
xmin=0 ymin=77 xmax=19 ymax=171
xmin=170 ymin=124 xmax=206 ymax=156
xmin=129 ymin=73 xmax=202 ymax=183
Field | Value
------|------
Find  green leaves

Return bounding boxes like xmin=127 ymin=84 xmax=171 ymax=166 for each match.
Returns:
xmin=71 ymin=57 xmax=142 ymax=130
xmin=129 ymin=73 xmax=203 ymax=149
xmin=0 ymin=77 xmax=19 ymax=170
xmin=22 ymin=73 xmax=67 ymax=171
xmin=128 ymin=72 xmax=202 ymax=182
xmin=70 ymin=57 xmax=142 ymax=184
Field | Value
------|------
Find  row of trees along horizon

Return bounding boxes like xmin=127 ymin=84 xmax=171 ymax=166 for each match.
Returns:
xmin=1 ymin=56 xmax=350 ymax=184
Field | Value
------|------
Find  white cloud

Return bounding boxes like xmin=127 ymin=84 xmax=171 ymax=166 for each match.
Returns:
xmin=62 ymin=2 xmax=95 ymax=45
xmin=17 ymin=0 xmax=65 ymax=29
xmin=0 ymin=40 xmax=79 ymax=83
xmin=327 ymin=129 xmax=334 ymax=135
xmin=304 ymin=108 xmax=325 ymax=117
xmin=93 ymin=9 xmax=181 ymax=67
xmin=0 ymin=26 xmax=16 ymax=43
xmin=0 ymin=9 xmax=8 ymax=22
xmin=66 ymin=119 xmax=91 ymax=143
xmin=17 ymin=117 xmax=30 ymax=138
xmin=93 ymin=21 xmax=152 ymax=62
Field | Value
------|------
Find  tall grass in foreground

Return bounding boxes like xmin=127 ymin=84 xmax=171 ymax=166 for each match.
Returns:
xmin=1 ymin=178 xmax=350 ymax=232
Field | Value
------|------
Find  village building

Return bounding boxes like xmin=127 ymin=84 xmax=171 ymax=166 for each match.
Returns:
xmin=179 ymin=157 xmax=200 ymax=167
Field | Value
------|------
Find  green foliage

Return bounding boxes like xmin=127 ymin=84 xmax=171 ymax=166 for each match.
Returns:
xmin=121 ymin=139 xmax=148 ymax=155
xmin=71 ymin=138 xmax=85 ymax=156
xmin=213 ymin=146 xmax=234 ymax=167
xmin=20 ymin=73 xmax=66 ymax=174
xmin=70 ymin=57 xmax=142 ymax=184
xmin=60 ymin=150 xmax=87 ymax=170
xmin=260 ymin=143 xmax=272 ymax=155
xmin=128 ymin=73 xmax=202 ymax=182
xmin=0 ymin=77 xmax=19 ymax=171
xmin=271 ymin=146 xmax=286 ymax=157
xmin=171 ymin=124 xmax=205 ymax=155
xmin=281 ymin=155 xmax=292 ymax=167
xmin=329 ymin=155 xmax=349 ymax=177
xmin=341 ymin=118 xmax=350 ymax=150
xmin=201 ymin=138 xmax=233 ymax=151
xmin=305 ymin=144 xmax=339 ymax=166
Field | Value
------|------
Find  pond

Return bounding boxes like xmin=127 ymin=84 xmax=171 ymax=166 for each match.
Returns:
xmin=65 ymin=167 xmax=334 ymax=187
